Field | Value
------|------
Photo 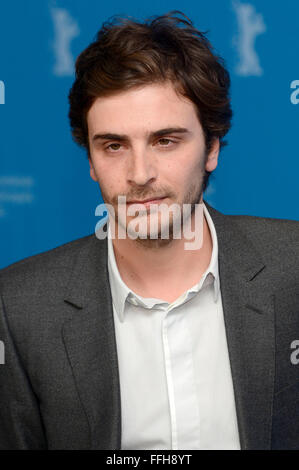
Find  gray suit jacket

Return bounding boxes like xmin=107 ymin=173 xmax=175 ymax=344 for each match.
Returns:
xmin=0 ymin=202 xmax=299 ymax=450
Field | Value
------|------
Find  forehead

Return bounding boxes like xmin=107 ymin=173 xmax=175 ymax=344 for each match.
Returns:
xmin=86 ymin=82 xmax=199 ymax=135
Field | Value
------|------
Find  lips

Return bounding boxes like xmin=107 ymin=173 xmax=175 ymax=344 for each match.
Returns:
xmin=126 ymin=197 xmax=166 ymax=204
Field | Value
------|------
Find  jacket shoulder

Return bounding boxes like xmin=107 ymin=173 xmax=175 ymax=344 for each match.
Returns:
xmin=225 ymin=213 xmax=299 ymax=274
xmin=229 ymin=213 xmax=299 ymax=244
xmin=205 ymin=202 xmax=299 ymax=271
xmin=0 ymin=234 xmax=99 ymax=297
xmin=205 ymin=201 xmax=299 ymax=244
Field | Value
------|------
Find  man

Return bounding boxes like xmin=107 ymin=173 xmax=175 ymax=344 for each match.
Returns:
xmin=0 ymin=11 xmax=299 ymax=450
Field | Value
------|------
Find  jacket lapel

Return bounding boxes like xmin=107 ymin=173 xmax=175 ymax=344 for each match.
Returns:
xmin=62 ymin=234 xmax=121 ymax=450
xmin=206 ymin=202 xmax=275 ymax=449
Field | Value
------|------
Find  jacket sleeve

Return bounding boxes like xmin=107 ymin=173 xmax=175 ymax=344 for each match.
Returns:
xmin=0 ymin=290 xmax=47 ymax=449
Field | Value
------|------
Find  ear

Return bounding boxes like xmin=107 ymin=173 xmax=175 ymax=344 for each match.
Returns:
xmin=88 ymin=157 xmax=98 ymax=182
xmin=205 ymin=138 xmax=220 ymax=172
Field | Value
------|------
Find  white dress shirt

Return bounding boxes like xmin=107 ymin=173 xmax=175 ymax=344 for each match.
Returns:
xmin=107 ymin=203 xmax=241 ymax=450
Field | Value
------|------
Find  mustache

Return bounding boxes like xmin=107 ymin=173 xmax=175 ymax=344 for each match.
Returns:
xmin=111 ymin=190 xmax=174 ymax=204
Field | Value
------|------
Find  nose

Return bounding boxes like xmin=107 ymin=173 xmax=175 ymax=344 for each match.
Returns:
xmin=127 ymin=147 xmax=157 ymax=186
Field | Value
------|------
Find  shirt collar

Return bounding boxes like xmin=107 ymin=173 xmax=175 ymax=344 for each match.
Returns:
xmin=107 ymin=202 xmax=220 ymax=322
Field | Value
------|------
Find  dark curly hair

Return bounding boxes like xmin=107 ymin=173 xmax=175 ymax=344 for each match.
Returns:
xmin=68 ymin=10 xmax=232 ymax=190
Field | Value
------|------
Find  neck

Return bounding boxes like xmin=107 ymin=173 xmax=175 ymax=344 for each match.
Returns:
xmin=110 ymin=206 xmax=213 ymax=302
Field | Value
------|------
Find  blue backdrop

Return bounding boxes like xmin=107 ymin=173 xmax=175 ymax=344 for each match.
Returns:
xmin=0 ymin=0 xmax=298 ymax=269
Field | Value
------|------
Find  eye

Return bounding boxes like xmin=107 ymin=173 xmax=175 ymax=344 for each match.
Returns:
xmin=157 ymin=138 xmax=175 ymax=147
xmin=105 ymin=143 xmax=122 ymax=151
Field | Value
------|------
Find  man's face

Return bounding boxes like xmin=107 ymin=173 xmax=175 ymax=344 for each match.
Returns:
xmin=87 ymin=81 xmax=219 ymax=243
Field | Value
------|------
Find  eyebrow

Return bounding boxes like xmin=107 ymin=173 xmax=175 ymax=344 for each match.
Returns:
xmin=91 ymin=127 xmax=191 ymax=143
